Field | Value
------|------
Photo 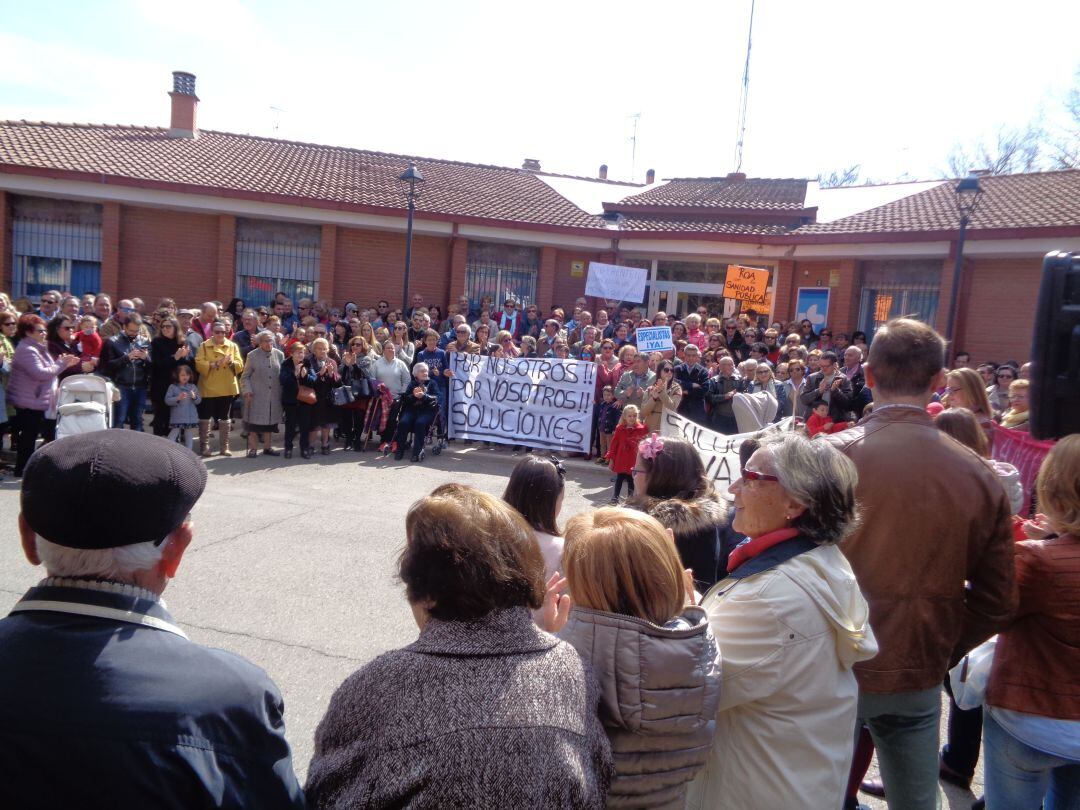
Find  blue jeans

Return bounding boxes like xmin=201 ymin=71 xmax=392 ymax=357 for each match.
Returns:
xmin=984 ymin=710 xmax=1080 ymax=810
xmin=857 ymin=687 xmax=943 ymax=809
xmin=114 ymin=386 xmax=147 ymax=431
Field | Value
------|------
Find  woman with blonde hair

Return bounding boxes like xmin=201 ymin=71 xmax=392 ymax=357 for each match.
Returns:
xmin=358 ymin=321 xmax=378 ymax=352
xmin=557 ymin=507 xmax=721 ymax=808
xmin=944 ymin=366 xmax=996 ymax=446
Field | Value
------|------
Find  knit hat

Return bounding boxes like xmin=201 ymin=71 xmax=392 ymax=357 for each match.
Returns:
xmin=21 ymin=431 xmax=207 ymax=549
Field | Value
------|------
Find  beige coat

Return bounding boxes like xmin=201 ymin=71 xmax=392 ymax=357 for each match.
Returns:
xmin=686 ymin=544 xmax=877 ymax=810
xmin=639 ymin=382 xmax=683 ymax=433
xmin=240 ymin=346 xmax=284 ymax=426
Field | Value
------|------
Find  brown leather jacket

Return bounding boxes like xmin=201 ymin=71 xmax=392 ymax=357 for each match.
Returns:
xmin=829 ymin=406 xmax=1017 ymax=694
xmin=987 ymin=534 xmax=1080 ymax=719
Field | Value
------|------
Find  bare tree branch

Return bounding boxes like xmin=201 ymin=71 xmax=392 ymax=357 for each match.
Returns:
xmin=817 ymin=164 xmax=862 ymax=188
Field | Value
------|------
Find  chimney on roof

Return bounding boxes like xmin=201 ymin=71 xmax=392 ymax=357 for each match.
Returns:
xmin=522 ymin=158 xmax=541 ymax=171
xmin=645 ymin=168 xmax=655 ymax=185
xmin=168 ymin=71 xmax=199 ymax=140
xmin=725 ymin=172 xmax=746 ymax=182
xmin=598 ymin=164 xmax=608 ymax=180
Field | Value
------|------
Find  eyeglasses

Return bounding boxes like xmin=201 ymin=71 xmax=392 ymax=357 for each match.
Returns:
xmin=33 ymin=327 xmax=47 ymax=335
xmin=742 ymin=469 xmax=780 ymax=483
xmin=119 ymin=306 xmax=135 ymax=313
xmin=58 ymin=324 xmax=72 ymax=331
xmin=0 ymin=321 xmax=15 ymax=327
xmin=945 ymin=386 xmax=962 ymax=393
xmin=997 ymin=373 xmax=1015 ymax=380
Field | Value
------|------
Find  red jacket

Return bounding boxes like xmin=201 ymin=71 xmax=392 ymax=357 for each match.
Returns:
xmin=607 ymin=422 xmax=648 ymax=474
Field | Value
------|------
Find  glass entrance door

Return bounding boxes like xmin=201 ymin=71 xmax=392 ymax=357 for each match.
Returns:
xmin=649 ymin=283 xmax=772 ymax=321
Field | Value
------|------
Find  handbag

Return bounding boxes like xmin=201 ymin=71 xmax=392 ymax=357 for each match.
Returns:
xmin=351 ymin=376 xmax=374 ymax=398
xmin=332 ymin=385 xmax=355 ymax=406
xmin=948 ymin=635 xmax=998 ymax=710
xmin=297 ymin=385 xmax=317 ymax=405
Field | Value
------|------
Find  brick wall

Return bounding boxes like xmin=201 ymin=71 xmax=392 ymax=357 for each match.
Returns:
xmin=119 ymin=205 xmax=220 ymax=305
xmin=552 ymin=249 xmax=596 ymax=310
xmin=101 ymin=202 xmax=121 ymax=297
xmin=0 ymin=192 xmax=10 ymax=293
xmin=334 ymin=227 xmax=449 ymax=311
xmin=957 ymin=257 xmax=1041 ymax=365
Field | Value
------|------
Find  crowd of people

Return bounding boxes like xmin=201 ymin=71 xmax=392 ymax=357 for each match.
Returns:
xmin=0 ymin=284 xmax=1074 ymax=810
xmin=0 ymin=288 xmax=1032 ymax=481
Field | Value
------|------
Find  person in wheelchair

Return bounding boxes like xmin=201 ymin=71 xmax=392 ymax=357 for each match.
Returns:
xmin=389 ymin=361 xmax=439 ymax=462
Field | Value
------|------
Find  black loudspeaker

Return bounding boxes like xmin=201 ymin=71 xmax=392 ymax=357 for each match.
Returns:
xmin=1030 ymin=251 xmax=1080 ymax=440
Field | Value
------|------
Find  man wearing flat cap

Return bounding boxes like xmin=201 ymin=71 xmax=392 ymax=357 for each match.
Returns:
xmin=0 ymin=431 xmax=305 ymax=809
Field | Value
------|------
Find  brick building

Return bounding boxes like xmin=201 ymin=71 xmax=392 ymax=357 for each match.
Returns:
xmin=2 ymin=72 xmax=1079 ymax=363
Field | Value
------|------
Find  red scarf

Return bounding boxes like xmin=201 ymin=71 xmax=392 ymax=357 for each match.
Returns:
xmin=726 ymin=527 xmax=800 ymax=573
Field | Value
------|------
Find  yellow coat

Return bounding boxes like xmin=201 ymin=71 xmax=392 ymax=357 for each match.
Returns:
xmin=195 ymin=339 xmax=244 ymax=398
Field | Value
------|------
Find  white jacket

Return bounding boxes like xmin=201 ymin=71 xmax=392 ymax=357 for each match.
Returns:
xmin=686 ymin=543 xmax=877 ymax=810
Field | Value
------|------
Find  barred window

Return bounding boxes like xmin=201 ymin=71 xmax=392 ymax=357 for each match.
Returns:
xmin=11 ymin=196 xmax=102 ymax=301
xmin=235 ymin=218 xmax=320 ymax=307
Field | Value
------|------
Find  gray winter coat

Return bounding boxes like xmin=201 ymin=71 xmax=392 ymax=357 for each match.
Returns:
xmin=240 ymin=346 xmax=284 ymax=427
xmin=306 ymin=607 xmax=613 ymax=809
xmin=559 ymin=605 xmax=722 ymax=809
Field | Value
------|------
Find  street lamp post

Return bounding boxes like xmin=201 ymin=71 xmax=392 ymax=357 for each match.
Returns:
xmin=398 ymin=163 xmax=425 ymax=314
xmin=945 ymin=172 xmax=984 ymax=344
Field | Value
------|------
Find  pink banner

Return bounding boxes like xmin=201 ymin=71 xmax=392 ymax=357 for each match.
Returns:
xmin=991 ymin=424 xmax=1056 ymax=512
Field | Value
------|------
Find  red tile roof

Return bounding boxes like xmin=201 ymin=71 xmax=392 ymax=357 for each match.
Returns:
xmin=615 ymin=216 xmax=793 ymax=235
xmin=796 ymin=170 xmax=1080 ymax=235
xmin=0 ymin=122 xmax=603 ymax=229
xmin=609 ymin=177 xmax=809 ymax=212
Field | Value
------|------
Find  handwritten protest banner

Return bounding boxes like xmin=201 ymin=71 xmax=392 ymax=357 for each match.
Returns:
xmin=585 ymin=262 xmax=648 ymax=303
xmin=634 ymin=326 xmax=673 ymax=353
xmin=723 ymin=265 xmax=770 ymax=306
xmin=659 ymin=408 xmax=793 ymax=497
xmin=448 ymin=353 xmax=594 ymax=452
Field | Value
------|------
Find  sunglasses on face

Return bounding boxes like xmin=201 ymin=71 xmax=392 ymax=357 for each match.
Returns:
xmin=741 ymin=469 xmax=780 ymax=483
xmin=997 ymin=374 xmax=1015 ymax=380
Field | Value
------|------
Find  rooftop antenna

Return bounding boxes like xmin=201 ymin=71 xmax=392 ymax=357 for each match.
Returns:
xmin=628 ymin=113 xmax=641 ymax=182
xmin=733 ymin=0 xmax=755 ymax=173
xmin=270 ymin=106 xmax=285 ymax=135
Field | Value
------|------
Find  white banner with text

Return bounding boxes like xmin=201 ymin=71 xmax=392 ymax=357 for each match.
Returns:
xmin=585 ymin=262 xmax=648 ymax=303
xmin=448 ymin=353 xmax=595 ymax=452
xmin=659 ymin=408 xmax=793 ymax=498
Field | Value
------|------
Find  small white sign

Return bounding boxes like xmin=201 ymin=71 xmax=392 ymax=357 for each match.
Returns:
xmin=585 ymin=262 xmax=648 ymax=303
xmin=635 ymin=326 xmax=673 ymax=353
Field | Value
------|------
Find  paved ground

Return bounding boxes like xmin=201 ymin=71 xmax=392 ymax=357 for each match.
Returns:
xmin=0 ymin=439 xmax=983 ymax=806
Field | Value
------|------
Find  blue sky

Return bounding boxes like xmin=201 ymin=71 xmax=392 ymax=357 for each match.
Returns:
xmin=1 ymin=0 xmax=1077 ymax=183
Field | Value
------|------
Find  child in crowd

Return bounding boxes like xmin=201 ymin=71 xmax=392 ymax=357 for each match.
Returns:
xmin=606 ymin=404 xmax=647 ymax=504
xmin=164 ymin=365 xmax=202 ymax=450
xmin=596 ymin=386 xmax=620 ymax=464
xmin=78 ymin=315 xmax=102 ymax=361
xmin=806 ymin=399 xmax=849 ymax=437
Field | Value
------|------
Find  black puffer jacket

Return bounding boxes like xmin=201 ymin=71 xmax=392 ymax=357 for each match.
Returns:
xmin=630 ymin=495 xmax=741 ymax=590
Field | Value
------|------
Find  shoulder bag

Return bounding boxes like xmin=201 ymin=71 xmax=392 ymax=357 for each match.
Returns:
xmin=297 ymin=384 xmax=317 ymax=405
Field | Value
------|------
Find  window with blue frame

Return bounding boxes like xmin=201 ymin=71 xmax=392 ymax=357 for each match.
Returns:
xmin=12 ymin=215 xmax=102 ymax=300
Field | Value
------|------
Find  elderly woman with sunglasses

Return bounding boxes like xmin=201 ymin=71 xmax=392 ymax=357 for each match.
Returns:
xmin=8 ymin=314 xmax=80 ymax=476
xmin=686 ymin=433 xmax=877 ymax=810
xmin=986 ymin=365 xmax=1018 ymax=416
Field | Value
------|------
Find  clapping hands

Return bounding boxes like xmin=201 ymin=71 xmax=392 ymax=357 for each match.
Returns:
xmin=540 ymin=572 xmax=572 ymax=633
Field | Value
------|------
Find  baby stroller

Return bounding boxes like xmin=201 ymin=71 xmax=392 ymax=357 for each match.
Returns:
xmin=55 ymin=374 xmax=117 ymax=438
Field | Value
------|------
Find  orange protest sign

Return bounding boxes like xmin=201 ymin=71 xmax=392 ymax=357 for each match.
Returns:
xmin=723 ymin=265 xmax=770 ymax=305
